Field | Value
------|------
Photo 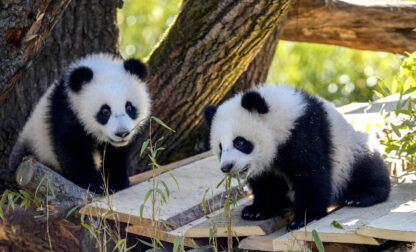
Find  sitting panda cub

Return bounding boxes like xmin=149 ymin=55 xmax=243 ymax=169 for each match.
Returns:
xmin=204 ymin=84 xmax=390 ymax=230
xmin=8 ymin=53 xmax=151 ymax=193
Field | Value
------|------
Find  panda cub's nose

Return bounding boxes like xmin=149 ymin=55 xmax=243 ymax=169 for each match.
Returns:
xmin=115 ymin=130 xmax=130 ymax=138
xmin=221 ymin=163 xmax=234 ymax=173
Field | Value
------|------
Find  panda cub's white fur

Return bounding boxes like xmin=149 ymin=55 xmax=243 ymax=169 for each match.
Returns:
xmin=204 ymin=84 xmax=390 ymax=230
xmin=9 ymin=53 xmax=150 ymax=193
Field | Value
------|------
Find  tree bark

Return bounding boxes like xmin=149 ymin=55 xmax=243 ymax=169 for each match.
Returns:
xmin=282 ymin=0 xmax=416 ymax=55
xmin=0 ymin=0 xmax=72 ymax=104
xmin=132 ymin=0 xmax=293 ymax=170
xmin=0 ymin=0 xmax=121 ymax=178
xmin=174 ymin=17 xmax=289 ymax=160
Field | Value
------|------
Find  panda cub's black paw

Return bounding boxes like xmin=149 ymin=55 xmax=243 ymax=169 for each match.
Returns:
xmin=286 ymin=217 xmax=318 ymax=232
xmin=241 ymin=205 xmax=274 ymax=220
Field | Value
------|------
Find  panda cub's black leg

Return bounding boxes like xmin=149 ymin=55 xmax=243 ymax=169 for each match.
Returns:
xmin=242 ymin=173 xmax=291 ymax=220
xmin=287 ymin=171 xmax=332 ymax=231
xmin=345 ymin=152 xmax=390 ymax=207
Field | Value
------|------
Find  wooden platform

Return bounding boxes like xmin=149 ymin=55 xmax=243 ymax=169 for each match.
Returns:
xmin=82 ymin=94 xmax=416 ymax=250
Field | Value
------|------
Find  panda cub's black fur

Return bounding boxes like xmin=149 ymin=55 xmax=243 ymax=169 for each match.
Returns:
xmin=204 ymin=84 xmax=390 ymax=231
xmin=8 ymin=54 xmax=151 ymax=194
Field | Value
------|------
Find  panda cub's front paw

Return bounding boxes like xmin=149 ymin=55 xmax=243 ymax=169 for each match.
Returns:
xmin=286 ymin=216 xmax=318 ymax=232
xmin=241 ymin=205 xmax=274 ymax=220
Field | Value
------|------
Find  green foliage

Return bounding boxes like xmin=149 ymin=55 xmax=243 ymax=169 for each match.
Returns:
xmin=118 ymin=0 xmax=181 ymax=59
xmin=139 ymin=116 xmax=177 ymax=252
xmin=267 ymin=41 xmax=402 ymax=106
xmin=377 ymin=52 xmax=416 ymax=172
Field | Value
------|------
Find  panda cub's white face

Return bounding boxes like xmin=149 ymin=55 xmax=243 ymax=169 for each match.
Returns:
xmin=67 ymin=54 xmax=151 ymax=147
xmin=205 ymin=91 xmax=277 ymax=178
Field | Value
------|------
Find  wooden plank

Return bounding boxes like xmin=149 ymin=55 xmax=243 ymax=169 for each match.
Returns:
xmin=357 ymin=211 xmax=416 ymax=242
xmin=83 ymin=155 xmax=239 ymax=230
xmin=240 ymin=181 xmax=416 ymax=250
xmin=129 ymin=151 xmax=212 ymax=185
xmin=238 ymin=228 xmax=304 ymax=252
xmin=185 ymin=197 xmax=291 ymax=238
xmin=291 ymin=182 xmax=416 ymax=245
xmin=126 ymin=225 xmax=203 ymax=248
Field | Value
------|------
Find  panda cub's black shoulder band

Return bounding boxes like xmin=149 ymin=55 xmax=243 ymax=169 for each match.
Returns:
xmin=124 ymin=59 xmax=148 ymax=80
xmin=68 ymin=66 xmax=94 ymax=93
xmin=241 ymin=91 xmax=269 ymax=114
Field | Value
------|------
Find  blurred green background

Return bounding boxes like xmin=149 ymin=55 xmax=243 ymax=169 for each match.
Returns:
xmin=118 ymin=0 xmax=402 ymax=106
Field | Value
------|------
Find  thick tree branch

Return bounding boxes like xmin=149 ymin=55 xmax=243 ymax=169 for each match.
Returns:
xmin=282 ymin=0 xmax=416 ymax=55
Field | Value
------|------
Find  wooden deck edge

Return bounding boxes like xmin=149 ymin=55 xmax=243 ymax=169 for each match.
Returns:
xmin=292 ymin=230 xmax=380 ymax=245
xmin=185 ymin=226 xmax=266 ymax=238
xmin=238 ymin=236 xmax=274 ymax=251
xmin=126 ymin=225 xmax=202 ymax=248
xmin=129 ymin=151 xmax=213 ymax=185
xmin=357 ymin=225 xmax=416 ymax=242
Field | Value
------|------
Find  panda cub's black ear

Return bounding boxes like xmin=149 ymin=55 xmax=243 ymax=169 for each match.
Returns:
xmin=124 ymin=58 xmax=148 ymax=80
xmin=241 ymin=91 xmax=269 ymax=114
xmin=68 ymin=66 xmax=94 ymax=93
xmin=203 ymin=105 xmax=218 ymax=128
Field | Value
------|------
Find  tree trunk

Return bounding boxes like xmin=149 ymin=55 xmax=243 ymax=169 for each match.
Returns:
xmin=282 ymin=0 xmax=416 ymax=55
xmin=0 ymin=0 xmax=121 ymax=180
xmin=172 ymin=17 xmax=289 ymax=160
xmin=132 ymin=0 xmax=293 ymax=171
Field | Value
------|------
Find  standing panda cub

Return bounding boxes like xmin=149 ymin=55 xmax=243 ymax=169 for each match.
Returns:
xmin=8 ymin=53 xmax=151 ymax=194
xmin=204 ymin=84 xmax=390 ymax=231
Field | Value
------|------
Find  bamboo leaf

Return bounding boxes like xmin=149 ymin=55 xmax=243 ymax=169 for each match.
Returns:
xmin=155 ymin=188 xmax=166 ymax=203
xmin=138 ymin=239 xmax=154 ymax=248
xmin=143 ymin=189 xmax=154 ymax=205
xmin=160 ymin=180 xmax=170 ymax=199
xmin=66 ymin=205 xmax=81 ymax=218
xmin=151 ymin=116 xmax=175 ymax=132
xmin=113 ymin=239 xmax=126 ymax=251
xmin=216 ymin=176 xmax=226 ymax=188
xmin=140 ymin=139 xmax=150 ymax=157
xmin=331 ymin=220 xmax=344 ymax=229
xmin=391 ymin=123 xmax=402 ymax=137
xmin=169 ymin=174 xmax=180 ymax=191
xmin=139 ymin=204 xmax=145 ymax=219
xmin=47 ymin=178 xmax=56 ymax=199
xmin=312 ymin=230 xmax=325 ymax=252
xmin=35 ymin=176 xmax=47 ymax=198
xmin=235 ymin=171 xmax=242 ymax=187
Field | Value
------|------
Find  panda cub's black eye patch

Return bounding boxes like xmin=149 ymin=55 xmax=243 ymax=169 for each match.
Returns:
xmin=125 ymin=101 xmax=137 ymax=119
xmin=233 ymin=136 xmax=253 ymax=154
xmin=96 ymin=104 xmax=111 ymax=125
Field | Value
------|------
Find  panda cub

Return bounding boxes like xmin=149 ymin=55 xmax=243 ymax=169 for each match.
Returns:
xmin=204 ymin=84 xmax=390 ymax=230
xmin=8 ymin=53 xmax=151 ymax=193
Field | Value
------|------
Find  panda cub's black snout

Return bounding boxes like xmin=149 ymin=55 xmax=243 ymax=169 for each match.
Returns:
xmin=115 ymin=130 xmax=130 ymax=138
xmin=221 ymin=163 xmax=234 ymax=173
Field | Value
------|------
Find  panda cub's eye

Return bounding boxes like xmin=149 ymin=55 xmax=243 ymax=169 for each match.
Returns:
xmin=100 ymin=105 xmax=111 ymax=117
xmin=125 ymin=101 xmax=137 ymax=119
xmin=126 ymin=102 xmax=133 ymax=113
xmin=96 ymin=104 xmax=111 ymax=125
xmin=233 ymin=136 xmax=254 ymax=154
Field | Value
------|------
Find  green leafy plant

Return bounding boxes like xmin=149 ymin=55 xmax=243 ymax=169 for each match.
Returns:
xmin=139 ymin=116 xmax=178 ymax=252
xmin=202 ymin=171 xmax=242 ymax=252
xmin=376 ymin=52 xmax=416 ymax=173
